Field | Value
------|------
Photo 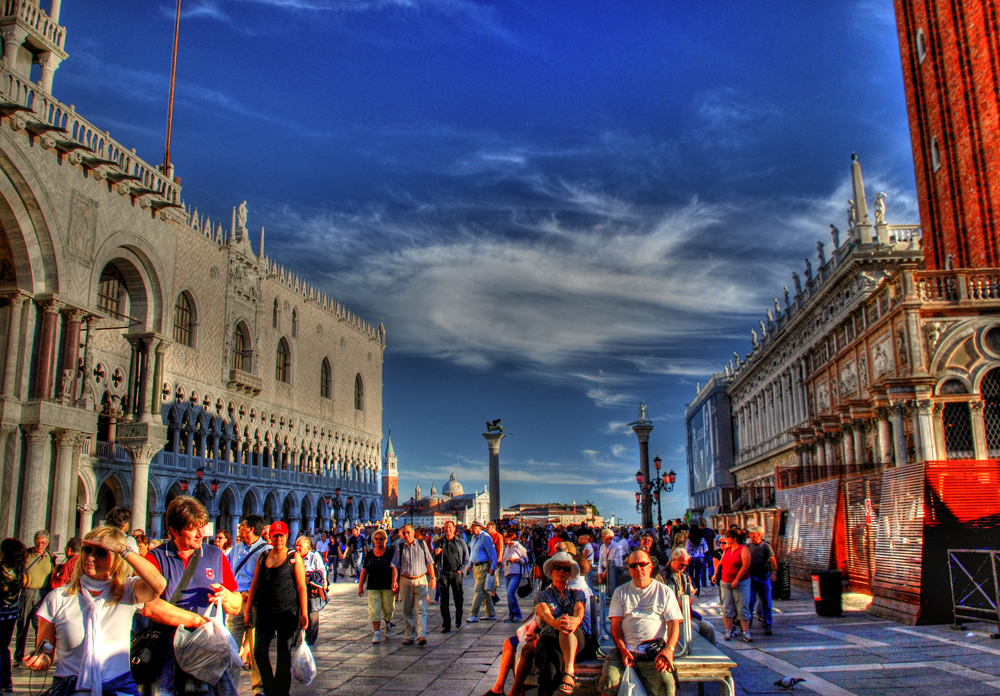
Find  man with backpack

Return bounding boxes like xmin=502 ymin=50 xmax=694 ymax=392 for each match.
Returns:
xmin=390 ymin=523 xmax=436 ymax=646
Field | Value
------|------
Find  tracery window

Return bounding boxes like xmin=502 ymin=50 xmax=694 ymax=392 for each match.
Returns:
xmin=320 ymin=358 xmax=332 ymax=399
xmin=354 ymin=373 xmax=364 ymax=411
xmin=97 ymin=266 xmax=127 ymax=317
xmin=943 ymin=402 xmax=974 ymax=460
xmin=276 ymin=338 xmax=290 ymax=383
xmin=232 ymin=322 xmax=251 ymax=372
xmin=173 ymin=292 xmax=194 ymax=347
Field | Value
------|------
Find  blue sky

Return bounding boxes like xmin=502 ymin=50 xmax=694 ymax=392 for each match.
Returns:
xmin=58 ymin=0 xmax=918 ymax=523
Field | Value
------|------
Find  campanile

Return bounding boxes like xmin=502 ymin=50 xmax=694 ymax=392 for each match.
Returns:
xmin=894 ymin=0 xmax=1000 ymax=269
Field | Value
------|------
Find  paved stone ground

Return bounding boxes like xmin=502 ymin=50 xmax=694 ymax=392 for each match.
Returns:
xmin=9 ymin=576 xmax=1000 ymax=696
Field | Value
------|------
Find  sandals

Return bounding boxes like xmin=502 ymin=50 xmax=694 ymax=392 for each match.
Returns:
xmin=558 ymin=674 xmax=576 ymax=694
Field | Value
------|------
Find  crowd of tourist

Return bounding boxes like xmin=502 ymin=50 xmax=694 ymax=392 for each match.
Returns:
xmin=0 ymin=508 xmax=775 ymax=696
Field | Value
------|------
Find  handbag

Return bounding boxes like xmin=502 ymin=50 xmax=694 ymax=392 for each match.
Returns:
xmin=130 ymin=547 xmax=202 ymax=685
xmin=516 ymin=565 xmax=533 ymax=598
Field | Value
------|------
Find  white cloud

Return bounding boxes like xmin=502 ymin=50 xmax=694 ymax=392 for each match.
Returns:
xmin=592 ymin=487 xmax=638 ymax=502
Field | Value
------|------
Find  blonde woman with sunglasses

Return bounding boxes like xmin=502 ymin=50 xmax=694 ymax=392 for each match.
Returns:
xmin=24 ymin=526 xmax=166 ymax=696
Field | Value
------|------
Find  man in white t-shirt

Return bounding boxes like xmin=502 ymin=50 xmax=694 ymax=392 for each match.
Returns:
xmin=599 ymin=550 xmax=683 ymax=696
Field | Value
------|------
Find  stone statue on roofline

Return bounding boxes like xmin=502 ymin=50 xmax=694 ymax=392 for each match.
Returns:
xmin=751 ymin=329 xmax=759 ymax=348
xmin=237 ymin=200 xmax=248 ymax=230
xmin=830 ymin=224 xmax=840 ymax=248
xmin=792 ymin=273 xmax=802 ymax=295
xmin=766 ymin=308 xmax=774 ymax=323
xmin=874 ymin=192 xmax=887 ymax=224
xmin=804 ymin=258 xmax=812 ymax=282
xmin=783 ymin=286 xmax=790 ymax=307
xmin=817 ymin=240 xmax=826 ymax=265
xmin=847 ymin=199 xmax=857 ymax=230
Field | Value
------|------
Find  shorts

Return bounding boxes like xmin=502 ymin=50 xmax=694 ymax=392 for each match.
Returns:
xmin=720 ymin=579 xmax=751 ymax=621
xmin=367 ymin=589 xmax=395 ymax=623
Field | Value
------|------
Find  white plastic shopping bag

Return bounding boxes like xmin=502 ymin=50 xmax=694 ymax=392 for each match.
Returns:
xmin=617 ymin=666 xmax=648 ymax=696
xmin=486 ymin=573 xmax=497 ymax=592
xmin=292 ymin=630 xmax=317 ymax=685
xmin=173 ymin=600 xmax=242 ymax=686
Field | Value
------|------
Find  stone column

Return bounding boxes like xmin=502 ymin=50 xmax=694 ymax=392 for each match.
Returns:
xmin=149 ymin=507 xmax=164 ymax=538
xmin=853 ymin=424 xmax=866 ymax=468
xmin=135 ymin=339 xmax=153 ymax=422
xmin=2 ymin=293 xmax=25 ymax=398
xmin=126 ymin=444 xmax=157 ymax=535
xmin=59 ymin=310 xmax=83 ymax=404
xmin=484 ymin=430 xmax=505 ymax=524
xmin=149 ymin=340 xmax=165 ymax=418
xmin=288 ymin=514 xmax=301 ymax=542
xmin=891 ymin=403 xmax=908 ymax=467
xmin=78 ymin=316 xmax=96 ymax=408
xmin=842 ymin=424 xmax=855 ymax=475
xmin=970 ymin=401 xmax=988 ymax=459
xmin=1 ymin=28 xmax=27 ymax=67
xmin=824 ymin=436 xmax=836 ymax=475
xmin=814 ymin=438 xmax=826 ymax=480
xmin=34 ymin=301 xmax=62 ymax=400
xmin=915 ymin=399 xmax=937 ymax=462
xmin=77 ymin=503 xmax=98 ymax=537
xmin=37 ymin=51 xmax=62 ymax=93
xmin=50 ymin=431 xmax=78 ymax=553
xmin=876 ymin=408 xmax=893 ymax=465
xmin=21 ymin=426 xmax=54 ymax=543
xmin=932 ymin=403 xmax=947 ymax=459
xmin=50 ymin=0 xmax=63 ymax=24
xmin=125 ymin=341 xmax=139 ymax=420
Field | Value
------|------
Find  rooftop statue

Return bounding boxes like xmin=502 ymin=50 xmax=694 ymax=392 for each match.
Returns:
xmin=804 ymin=258 xmax=812 ymax=282
xmin=486 ymin=419 xmax=513 ymax=436
xmin=847 ymin=199 xmax=857 ymax=230
xmin=830 ymin=224 xmax=840 ymax=248
xmin=237 ymin=200 xmax=248 ymax=230
xmin=792 ymin=272 xmax=802 ymax=295
xmin=817 ymin=240 xmax=826 ymax=265
xmin=874 ymin=192 xmax=887 ymax=224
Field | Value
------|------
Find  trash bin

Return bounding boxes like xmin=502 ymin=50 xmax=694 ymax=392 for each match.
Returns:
xmin=812 ymin=570 xmax=843 ymax=617
xmin=772 ymin=561 xmax=791 ymax=600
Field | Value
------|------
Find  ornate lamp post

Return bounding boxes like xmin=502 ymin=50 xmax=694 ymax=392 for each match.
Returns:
xmin=636 ymin=456 xmax=677 ymax=550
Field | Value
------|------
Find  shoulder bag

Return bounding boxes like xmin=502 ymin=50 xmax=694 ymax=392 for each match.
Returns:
xmin=130 ymin=548 xmax=202 ymax=685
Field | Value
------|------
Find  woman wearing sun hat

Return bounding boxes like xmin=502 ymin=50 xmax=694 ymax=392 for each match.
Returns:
xmin=533 ymin=551 xmax=586 ymax=696
xmin=246 ymin=521 xmax=308 ymax=696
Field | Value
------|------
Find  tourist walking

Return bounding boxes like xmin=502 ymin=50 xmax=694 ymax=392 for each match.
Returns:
xmin=296 ymin=535 xmax=327 ymax=645
xmin=467 ymin=521 xmax=498 ymax=622
xmin=502 ymin=531 xmax=529 ymax=623
xmin=347 ymin=527 xmax=366 ymax=582
xmin=359 ymin=529 xmax=395 ymax=643
xmin=13 ymin=530 xmax=54 ymax=664
xmin=746 ymin=525 xmax=777 ymax=636
xmin=227 ymin=514 xmax=270 ymax=691
xmin=0 ymin=538 xmax=26 ymax=693
xmin=247 ymin=521 xmax=308 ymax=696
xmin=712 ymin=529 xmax=752 ymax=642
xmin=390 ymin=524 xmax=436 ymax=646
xmin=24 ymin=527 xmax=167 ymax=696
xmin=434 ymin=520 xmax=468 ymax=633
xmin=140 ymin=496 xmax=243 ymax=696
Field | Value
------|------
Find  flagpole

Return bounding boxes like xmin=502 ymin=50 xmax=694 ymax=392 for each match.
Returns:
xmin=163 ymin=0 xmax=182 ymax=173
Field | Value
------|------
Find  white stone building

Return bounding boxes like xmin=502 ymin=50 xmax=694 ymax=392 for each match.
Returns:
xmin=0 ymin=2 xmax=384 ymax=550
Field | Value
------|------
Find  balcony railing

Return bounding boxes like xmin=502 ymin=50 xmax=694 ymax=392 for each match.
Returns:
xmin=915 ymin=270 xmax=1000 ymax=304
xmin=777 ymin=460 xmax=886 ymax=489
xmin=0 ymin=0 xmax=66 ymax=50
xmin=0 ymin=64 xmax=181 ymax=209
xmin=227 ymin=369 xmax=263 ymax=395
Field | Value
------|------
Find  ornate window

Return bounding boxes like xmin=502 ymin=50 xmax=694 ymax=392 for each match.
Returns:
xmin=354 ymin=373 xmax=364 ymax=411
xmin=276 ymin=338 xmax=290 ymax=383
xmin=232 ymin=322 xmax=251 ymax=372
xmin=173 ymin=292 xmax=194 ymax=347
xmin=943 ymin=402 xmax=974 ymax=459
xmin=320 ymin=358 xmax=332 ymax=399
xmin=97 ymin=265 xmax=127 ymax=317
xmin=983 ymin=369 xmax=1000 ymax=457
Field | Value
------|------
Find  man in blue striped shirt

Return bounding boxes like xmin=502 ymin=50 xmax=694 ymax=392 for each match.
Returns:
xmin=227 ymin=514 xmax=270 ymax=694
xmin=467 ymin=520 xmax=498 ymax=622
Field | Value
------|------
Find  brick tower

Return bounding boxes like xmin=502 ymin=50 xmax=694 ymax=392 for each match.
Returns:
xmin=894 ymin=0 xmax=1000 ymax=269
xmin=382 ymin=431 xmax=399 ymax=509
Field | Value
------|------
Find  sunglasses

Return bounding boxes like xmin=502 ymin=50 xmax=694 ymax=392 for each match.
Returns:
xmin=551 ymin=565 xmax=572 ymax=573
xmin=675 ymin=562 xmax=689 ymax=569
xmin=628 ymin=562 xmax=651 ymax=569
xmin=81 ymin=545 xmax=110 ymax=560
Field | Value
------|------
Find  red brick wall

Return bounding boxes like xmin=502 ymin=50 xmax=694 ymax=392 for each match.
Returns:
xmin=894 ymin=0 xmax=1000 ymax=269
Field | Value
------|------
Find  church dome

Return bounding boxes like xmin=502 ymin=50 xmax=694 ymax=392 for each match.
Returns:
xmin=442 ymin=472 xmax=464 ymax=498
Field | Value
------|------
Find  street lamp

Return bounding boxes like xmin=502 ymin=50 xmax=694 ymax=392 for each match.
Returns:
xmin=637 ymin=456 xmax=677 ymax=550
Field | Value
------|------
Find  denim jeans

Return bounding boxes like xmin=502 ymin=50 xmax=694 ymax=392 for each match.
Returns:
xmin=687 ymin=557 xmax=705 ymax=592
xmin=504 ymin=573 xmax=522 ymax=620
xmin=0 ymin=615 xmax=15 ymax=690
xmin=750 ymin=574 xmax=773 ymax=629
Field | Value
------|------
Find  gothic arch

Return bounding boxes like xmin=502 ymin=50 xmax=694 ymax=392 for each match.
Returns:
xmin=0 ymin=147 xmax=62 ymax=293
xmin=91 ymin=236 xmax=166 ymax=333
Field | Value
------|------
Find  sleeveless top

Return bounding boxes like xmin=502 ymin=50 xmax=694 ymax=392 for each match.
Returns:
xmin=720 ymin=545 xmax=744 ymax=584
xmin=256 ymin=552 xmax=299 ymax=616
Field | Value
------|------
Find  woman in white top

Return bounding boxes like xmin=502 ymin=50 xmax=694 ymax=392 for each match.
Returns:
xmin=502 ymin=531 xmax=529 ymax=623
xmin=24 ymin=526 xmax=166 ymax=696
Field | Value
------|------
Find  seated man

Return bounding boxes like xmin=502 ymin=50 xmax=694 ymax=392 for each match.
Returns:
xmin=659 ymin=548 xmax=716 ymax=645
xmin=599 ymin=550 xmax=683 ymax=696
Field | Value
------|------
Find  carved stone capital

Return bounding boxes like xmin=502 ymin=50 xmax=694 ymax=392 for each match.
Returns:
xmin=55 ymin=430 xmax=78 ymax=448
xmin=64 ymin=308 xmax=86 ymax=323
xmin=970 ymin=400 xmax=985 ymax=414
xmin=25 ymin=426 xmax=53 ymax=444
xmin=915 ymin=399 xmax=934 ymax=416
xmin=6 ymin=292 xmax=26 ymax=308
xmin=77 ymin=503 xmax=99 ymax=514
xmin=43 ymin=299 xmax=63 ymax=314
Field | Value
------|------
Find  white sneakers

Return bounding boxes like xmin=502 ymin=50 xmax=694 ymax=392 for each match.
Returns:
xmin=372 ymin=630 xmax=381 ymax=644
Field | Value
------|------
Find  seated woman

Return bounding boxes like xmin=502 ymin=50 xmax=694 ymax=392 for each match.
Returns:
xmin=483 ymin=616 xmax=539 ymax=696
xmin=24 ymin=526 xmax=167 ymax=696
xmin=533 ymin=552 xmax=585 ymax=696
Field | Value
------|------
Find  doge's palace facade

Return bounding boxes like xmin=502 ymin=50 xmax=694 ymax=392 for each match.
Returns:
xmin=0 ymin=1 xmax=384 ymax=552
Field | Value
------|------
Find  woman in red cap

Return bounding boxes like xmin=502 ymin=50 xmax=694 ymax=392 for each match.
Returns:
xmin=245 ymin=520 xmax=308 ymax=696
